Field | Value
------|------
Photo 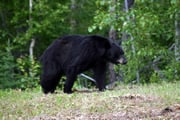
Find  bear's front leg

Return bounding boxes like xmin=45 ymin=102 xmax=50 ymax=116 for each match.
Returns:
xmin=93 ymin=62 xmax=107 ymax=91
xmin=64 ymin=73 xmax=77 ymax=94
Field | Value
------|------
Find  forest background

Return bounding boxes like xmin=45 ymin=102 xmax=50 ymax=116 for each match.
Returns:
xmin=0 ymin=0 xmax=179 ymax=90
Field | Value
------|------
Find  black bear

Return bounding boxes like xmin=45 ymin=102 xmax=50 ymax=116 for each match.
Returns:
xmin=40 ymin=35 xmax=127 ymax=94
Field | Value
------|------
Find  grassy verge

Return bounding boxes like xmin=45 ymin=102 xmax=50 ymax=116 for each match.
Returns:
xmin=0 ymin=81 xmax=180 ymax=120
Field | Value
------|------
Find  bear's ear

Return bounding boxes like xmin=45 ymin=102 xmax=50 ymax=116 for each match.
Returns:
xmin=91 ymin=35 xmax=111 ymax=56
xmin=118 ymin=39 xmax=122 ymax=45
xmin=92 ymin=35 xmax=111 ymax=48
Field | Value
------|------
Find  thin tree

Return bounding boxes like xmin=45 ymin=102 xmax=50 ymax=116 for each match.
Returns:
xmin=175 ymin=13 xmax=180 ymax=61
xmin=29 ymin=0 xmax=35 ymax=62
xmin=29 ymin=0 xmax=35 ymax=78
xmin=123 ymin=0 xmax=140 ymax=83
xmin=70 ymin=0 xmax=77 ymax=33
xmin=108 ymin=0 xmax=117 ymax=88
xmin=175 ymin=12 xmax=180 ymax=77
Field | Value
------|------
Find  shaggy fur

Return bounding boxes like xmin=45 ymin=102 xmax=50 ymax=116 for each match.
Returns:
xmin=40 ymin=35 xmax=127 ymax=94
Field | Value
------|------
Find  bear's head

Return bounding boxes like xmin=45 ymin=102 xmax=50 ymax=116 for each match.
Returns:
xmin=105 ymin=42 xmax=127 ymax=65
xmin=92 ymin=35 xmax=127 ymax=65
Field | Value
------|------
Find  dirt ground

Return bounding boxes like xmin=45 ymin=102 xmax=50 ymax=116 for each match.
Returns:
xmin=32 ymin=94 xmax=180 ymax=120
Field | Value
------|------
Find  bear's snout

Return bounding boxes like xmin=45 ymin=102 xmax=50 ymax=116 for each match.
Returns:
xmin=117 ymin=57 xmax=127 ymax=65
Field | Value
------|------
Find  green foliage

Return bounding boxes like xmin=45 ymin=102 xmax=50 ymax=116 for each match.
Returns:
xmin=0 ymin=40 xmax=40 ymax=89
xmin=16 ymin=56 xmax=40 ymax=90
xmin=90 ymin=0 xmax=180 ymax=83
xmin=11 ymin=0 xmax=70 ymax=56
xmin=69 ymin=0 xmax=97 ymax=34
xmin=89 ymin=0 xmax=124 ymax=33
xmin=0 ymin=0 xmax=99 ymax=90
xmin=164 ymin=59 xmax=180 ymax=81
xmin=0 ymin=43 xmax=40 ymax=90
xmin=0 ymin=41 xmax=17 ymax=89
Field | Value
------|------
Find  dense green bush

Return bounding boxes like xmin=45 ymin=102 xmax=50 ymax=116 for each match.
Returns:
xmin=90 ymin=0 xmax=180 ymax=83
xmin=16 ymin=56 xmax=40 ymax=90
xmin=0 ymin=41 xmax=17 ymax=88
xmin=0 ymin=41 xmax=40 ymax=89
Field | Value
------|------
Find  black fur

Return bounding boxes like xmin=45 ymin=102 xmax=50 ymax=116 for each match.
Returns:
xmin=40 ymin=35 xmax=127 ymax=94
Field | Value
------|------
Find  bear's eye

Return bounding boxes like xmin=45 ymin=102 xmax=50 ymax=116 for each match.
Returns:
xmin=114 ymin=54 xmax=119 ymax=59
xmin=120 ymin=50 xmax=124 ymax=55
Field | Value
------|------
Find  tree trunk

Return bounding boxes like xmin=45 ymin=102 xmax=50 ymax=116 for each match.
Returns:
xmin=123 ymin=0 xmax=140 ymax=83
xmin=174 ymin=13 xmax=180 ymax=78
xmin=175 ymin=13 xmax=180 ymax=62
xmin=108 ymin=0 xmax=117 ymax=89
xmin=108 ymin=26 xmax=117 ymax=84
xmin=29 ymin=0 xmax=35 ymax=78
xmin=70 ymin=0 xmax=76 ymax=33
xmin=29 ymin=0 xmax=35 ymax=62
xmin=29 ymin=38 xmax=35 ymax=61
xmin=124 ymin=0 xmax=134 ymax=10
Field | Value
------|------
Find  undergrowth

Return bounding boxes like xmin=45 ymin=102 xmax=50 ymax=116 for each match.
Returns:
xmin=0 ymin=81 xmax=179 ymax=120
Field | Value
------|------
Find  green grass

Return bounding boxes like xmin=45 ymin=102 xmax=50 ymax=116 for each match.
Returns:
xmin=0 ymin=81 xmax=180 ymax=120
